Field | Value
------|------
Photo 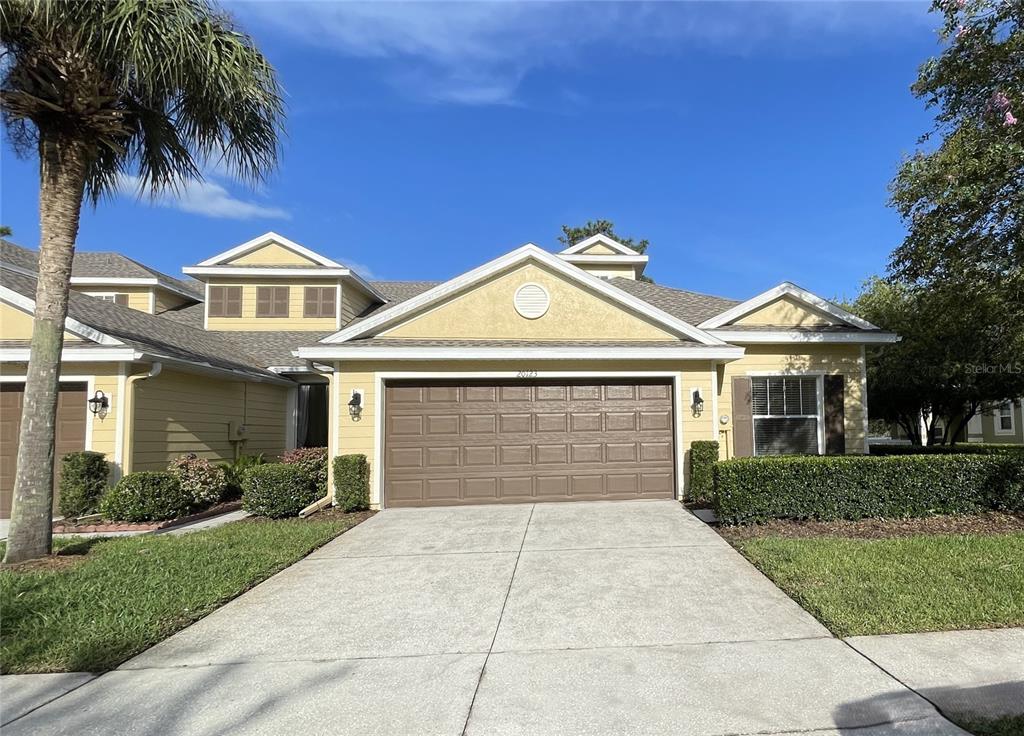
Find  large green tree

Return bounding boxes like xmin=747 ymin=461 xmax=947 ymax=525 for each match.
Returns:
xmin=854 ymin=277 xmax=1024 ymax=444
xmin=0 ymin=0 xmax=283 ymax=563
xmin=890 ymin=0 xmax=1023 ymax=306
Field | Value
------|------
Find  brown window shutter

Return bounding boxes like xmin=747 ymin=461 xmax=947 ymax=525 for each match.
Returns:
xmin=303 ymin=287 xmax=320 ymax=317
xmin=321 ymin=286 xmax=336 ymax=317
xmin=731 ymin=376 xmax=754 ymax=457
xmin=824 ymin=375 xmax=846 ymax=454
xmin=225 ymin=286 xmax=242 ymax=317
xmin=256 ymin=287 xmax=272 ymax=317
xmin=209 ymin=286 xmax=225 ymax=317
xmin=273 ymin=286 xmax=289 ymax=317
xmin=114 ymin=293 xmax=129 ymax=307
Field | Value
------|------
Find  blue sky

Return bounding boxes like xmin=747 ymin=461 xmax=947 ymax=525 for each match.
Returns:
xmin=1 ymin=1 xmax=941 ymax=301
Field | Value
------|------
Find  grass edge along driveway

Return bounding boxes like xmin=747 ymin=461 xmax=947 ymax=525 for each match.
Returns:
xmin=732 ymin=532 xmax=1024 ymax=637
xmin=0 ymin=512 xmax=372 ymax=674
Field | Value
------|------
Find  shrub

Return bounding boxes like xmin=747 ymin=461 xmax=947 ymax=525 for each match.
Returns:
xmin=869 ymin=443 xmax=1024 ymax=456
xmin=242 ymin=463 xmax=317 ymax=518
xmin=713 ymin=453 xmax=1024 ymax=525
xmin=687 ymin=441 xmax=719 ymax=504
xmin=58 ymin=451 xmax=110 ymax=518
xmin=100 ymin=471 xmax=194 ymax=522
xmin=219 ymin=453 xmax=265 ymax=499
xmin=281 ymin=447 xmax=328 ymax=496
xmin=333 ymin=454 xmax=370 ymax=512
xmin=169 ymin=454 xmax=226 ymax=507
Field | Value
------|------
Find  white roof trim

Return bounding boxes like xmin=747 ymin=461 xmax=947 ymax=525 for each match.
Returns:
xmin=698 ymin=282 xmax=879 ymax=330
xmin=197 ymin=232 xmax=343 ymax=268
xmin=1 ymin=286 xmax=124 ymax=346
xmin=298 ymin=345 xmax=746 ymax=361
xmin=558 ymin=254 xmax=649 ymax=265
xmin=0 ymin=347 xmax=142 ymax=362
xmin=559 ymin=233 xmax=641 ymax=256
xmin=320 ymin=244 xmax=727 ymax=346
xmin=69 ymin=276 xmax=200 ymax=302
xmin=183 ymin=266 xmax=352 ymax=277
xmin=706 ymin=329 xmax=899 ymax=344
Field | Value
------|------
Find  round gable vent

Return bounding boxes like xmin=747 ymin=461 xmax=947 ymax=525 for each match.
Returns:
xmin=513 ymin=283 xmax=550 ymax=319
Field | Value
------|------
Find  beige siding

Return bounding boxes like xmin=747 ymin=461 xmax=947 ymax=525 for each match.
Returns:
xmin=131 ymin=368 xmax=288 ymax=470
xmin=381 ymin=263 xmax=676 ymax=341
xmin=226 ymin=242 xmax=319 ymax=266
xmin=1 ymin=302 xmax=82 ymax=341
xmin=573 ymin=264 xmax=638 ymax=280
xmin=578 ymin=243 xmax=619 ymax=255
xmin=716 ymin=344 xmax=867 ymax=457
xmin=205 ymin=278 xmax=342 ymax=331
xmin=334 ymin=359 xmax=719 ymax=506
xmin=733 ymin=296 xmax=839 ymax=327
xmin=154 ymin=288 xmax=193 ymax=314
xmin=71 ymin=285 xmax=154 ymax=313
xmin=341 ymin=285 xmax=376 ymax=326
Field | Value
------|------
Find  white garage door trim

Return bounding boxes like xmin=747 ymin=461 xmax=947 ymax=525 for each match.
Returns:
xmin=372 ymin=370 xmax=685 ymax=508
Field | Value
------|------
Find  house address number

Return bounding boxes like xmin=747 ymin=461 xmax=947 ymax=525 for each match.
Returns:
xmin=517 ymin=370 xmax=538 ymax=379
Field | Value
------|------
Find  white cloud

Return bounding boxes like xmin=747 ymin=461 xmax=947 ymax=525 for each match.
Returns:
xmin=234 ymin=1 xmax=934 ymax=105
xmin=117 ymin=174 xmax=290 ymax=220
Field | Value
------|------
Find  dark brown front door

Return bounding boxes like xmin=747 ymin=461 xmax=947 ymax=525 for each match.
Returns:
xmin=383 ymin=380 xmax=676 ymax=507
xmin=1 ymin=383 xmax=88 ymax=518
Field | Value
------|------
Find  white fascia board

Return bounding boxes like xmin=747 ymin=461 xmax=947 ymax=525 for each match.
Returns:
xmin=183 ymin=266 xmax=353 ymax=278
xmin=197 ymin=232 xmax=343 ymax=268
xmin=320 ymin=243 xmax=726 ymax=346
xmin=1 ymin=286 xmax=124 ymax=346
xmin=558 ymin=254 xmax=649 ymax=265
xmin=0 ymin=347 xmax=142 ymax=362
xmin=559 ymin=234 xmax=641 ymax=256
xmin=699 ymin=282 xmax=879 ymax=330
xmin=298 ymin=345 xmax=746 ymax=361
xmin=707 ymin=329 xmax=900 ymax=344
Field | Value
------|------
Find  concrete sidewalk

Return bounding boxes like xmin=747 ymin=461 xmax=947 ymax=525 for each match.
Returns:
xmin=848 ymin=629 xmax=1024 ymax=724
xmin=1 ymin=501 xmax=974 ymax=735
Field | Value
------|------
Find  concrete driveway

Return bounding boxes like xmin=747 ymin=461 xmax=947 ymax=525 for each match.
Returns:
xmin=4 ymin=500 xmax=967 ymax=735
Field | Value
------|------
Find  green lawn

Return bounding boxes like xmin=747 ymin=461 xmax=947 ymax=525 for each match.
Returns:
xmin=733 ymin=533 xmax=1024 ymax=636
xmin=0 ymin=513 xmax=369 ymax=673
xmin=953 ymin=715 xmax=1024 ymax=736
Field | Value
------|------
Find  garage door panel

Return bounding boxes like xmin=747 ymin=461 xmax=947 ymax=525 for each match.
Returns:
xmin=384 ymin=380 xmax=675 ymax=507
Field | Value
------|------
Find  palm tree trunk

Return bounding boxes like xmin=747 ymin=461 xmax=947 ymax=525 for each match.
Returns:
xmin=3 ymin=132 xmax=88 ymax=564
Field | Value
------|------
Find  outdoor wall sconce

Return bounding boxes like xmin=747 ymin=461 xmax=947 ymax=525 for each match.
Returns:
xmin=87 ymin=390 xmax=109 ymax=418
xmin=690 ymin=388 xmax=704 ymax=418
xmin=348 ymin=390 xmax=363 ymax=421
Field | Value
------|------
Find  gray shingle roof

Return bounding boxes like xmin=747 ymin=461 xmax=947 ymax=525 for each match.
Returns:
xmin=1 ymin=240 xmax=203 ymax=300
xmin=2 ymin=267 xmax=277 ymax=379
xmin=607 ymin=278 xmax=740 ymax=326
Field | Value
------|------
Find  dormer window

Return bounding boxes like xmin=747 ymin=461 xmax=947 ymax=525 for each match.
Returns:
xmin=209 ymin=286 xmax=242 ymax=317
xmin=256 ymin=286 xmax=290 ymax=318
xmin=304 ymin=287 xmax=337 ymax=318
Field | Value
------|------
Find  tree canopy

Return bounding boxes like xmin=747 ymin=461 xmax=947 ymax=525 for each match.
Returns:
xmin=558 ymin=219 xmax=650 ymax=254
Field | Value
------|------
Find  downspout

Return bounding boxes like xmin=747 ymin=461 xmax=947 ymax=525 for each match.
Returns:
xmin=120 ymin=362 xmax=162 ymax=475
xmin=299 ymin=362 xmax=336 ymax=518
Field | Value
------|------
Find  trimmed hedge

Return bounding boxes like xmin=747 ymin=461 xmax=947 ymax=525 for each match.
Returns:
xmin=58 ymin=451 xmax=110 ymax=518
xmin=100 ymin=471 xmax=194 ymax=522
xmin=333 ymin=454 xmax=370 ymax=512
xmin=870 ymin=443 xmax=1024 ymax=456
xmin=281 ymin=447 xmax=328 ymax=496
xmin=242 ymin=463 xmax=318 ymax=518
xmin=688 ymin=441 xmax=719 ymax=504
xmin=714 ymin=454 xmax=1024 ymax=525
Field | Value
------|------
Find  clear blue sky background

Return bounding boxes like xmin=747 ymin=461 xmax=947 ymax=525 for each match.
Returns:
xmin=1 ymin=1 xmax=941 ymax=302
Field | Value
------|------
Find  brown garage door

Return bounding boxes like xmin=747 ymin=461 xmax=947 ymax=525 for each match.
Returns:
xmin=383 ymin=380 xmax=676 ymax=507
xmin=1 ymin=383 xmax=88 ymax=518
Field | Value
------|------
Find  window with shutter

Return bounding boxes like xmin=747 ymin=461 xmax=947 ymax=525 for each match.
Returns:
xmin=256 ymin=286 xmax=289 ymax=317
xmin=114 ymin=293 xmax=129 ymax=307
xmin=303 ymin=287 xmax=336 ymax=318
xmin=208 ymin=286 xmax=242 ymax=317
xmin=750 ymin=375 xmax=821 ymax=455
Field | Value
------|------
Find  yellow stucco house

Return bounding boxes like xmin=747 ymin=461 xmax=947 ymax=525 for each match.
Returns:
xmin=0 ymin=232 xmax=897 ymax=516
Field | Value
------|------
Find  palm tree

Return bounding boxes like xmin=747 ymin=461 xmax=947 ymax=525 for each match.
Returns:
xmin=1 ymin=0 xmax=283 ymax=563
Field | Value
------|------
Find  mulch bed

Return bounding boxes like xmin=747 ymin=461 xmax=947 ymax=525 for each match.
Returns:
xmin=236 ymin=508 xmax=376 ymax=525
xmin=718 ymin=511 xmax=1024 ymax=542
xmin=52 ymin=501 xmax=243 ymax=534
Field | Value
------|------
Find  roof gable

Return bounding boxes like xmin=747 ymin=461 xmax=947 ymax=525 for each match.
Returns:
xmin=197 ymin=232 xmax=341 ymax=268
xmin=699 ymin=282 xmax=878 ymax=330
xmin=322 ymin=244 xmax=726 ymax=346
xmin=559 ymin=234 xmax=641 ymax=256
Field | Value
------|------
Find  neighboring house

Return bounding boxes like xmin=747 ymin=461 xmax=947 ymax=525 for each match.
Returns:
xmin=965 ymin=399 xmax=1024 ymax=444
xmin=0 ymin=232 xmax=897 ymax=516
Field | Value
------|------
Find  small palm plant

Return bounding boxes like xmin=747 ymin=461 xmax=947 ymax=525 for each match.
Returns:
xmin=0 ymin=0 xmax=284 ymax=562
